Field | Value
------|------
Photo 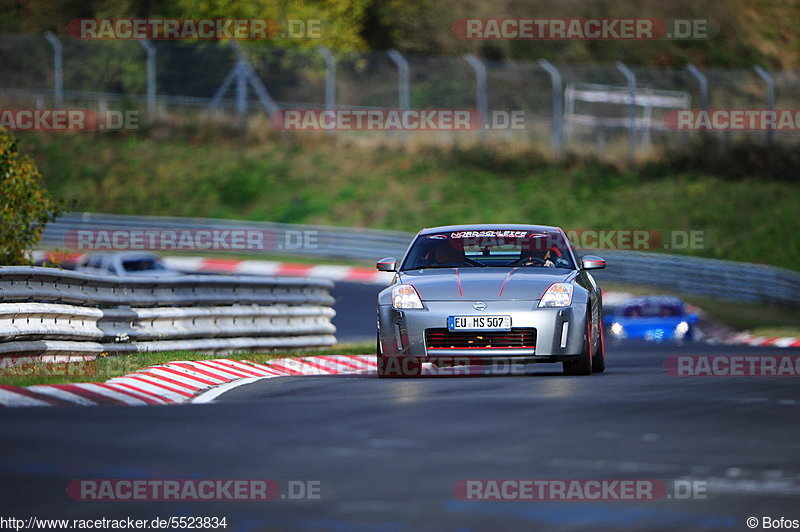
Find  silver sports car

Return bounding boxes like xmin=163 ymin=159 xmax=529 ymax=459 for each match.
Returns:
xmin=376 ymin=224 xmax=606 ymax=377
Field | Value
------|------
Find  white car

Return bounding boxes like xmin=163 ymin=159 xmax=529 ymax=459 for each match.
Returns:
xmin=77 ymin=252 xmax=179 ymax=276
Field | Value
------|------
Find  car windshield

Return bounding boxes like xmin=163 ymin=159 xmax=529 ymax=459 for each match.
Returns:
xmin=122 ymin=258 xmax=168 ymax=272
xmin=400 ymin=230 xmax=575 ymax=270
xmin=621 ymin=302 xmax=683 ymax=318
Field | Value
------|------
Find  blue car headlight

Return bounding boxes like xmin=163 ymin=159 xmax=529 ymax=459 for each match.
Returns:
xmin=674 ymin=321 xmax=690 ymax=339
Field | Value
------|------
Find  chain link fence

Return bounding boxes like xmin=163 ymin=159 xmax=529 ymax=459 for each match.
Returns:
xmin=2 ymin=33 xmax=799 ymax=157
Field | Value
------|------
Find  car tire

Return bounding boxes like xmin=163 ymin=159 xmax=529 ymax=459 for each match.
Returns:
xmin=592 ymin=316 xmax=606 ymax=373
xmin=564 ymin=310 xmax=593 ymax=376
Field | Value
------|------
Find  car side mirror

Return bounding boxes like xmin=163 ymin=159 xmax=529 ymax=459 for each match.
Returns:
xmin=376 ymin=257 xmax=397 ymax=272
xmin=581 ymin=255 xmax=606 ymax=270
xmin=688 ymin=313 xmax=699 ymax=324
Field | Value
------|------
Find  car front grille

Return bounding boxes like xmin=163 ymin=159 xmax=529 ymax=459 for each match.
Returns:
xmin=425 ymin=328 xmax=537 ymax=350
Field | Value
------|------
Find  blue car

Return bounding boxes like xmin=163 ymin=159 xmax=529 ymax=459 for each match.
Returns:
xmin=603 ymin=296 xmax=698 ymax=342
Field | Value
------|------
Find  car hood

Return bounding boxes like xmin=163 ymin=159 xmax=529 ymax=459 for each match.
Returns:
xmin=398 ymin=268 xmax=574 ymax=301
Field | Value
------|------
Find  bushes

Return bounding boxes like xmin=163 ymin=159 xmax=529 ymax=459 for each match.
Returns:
xmin=643 ymin=137 xmax=800 ymax=182
xmin=0 ymin=129 xmax=60 ymax=265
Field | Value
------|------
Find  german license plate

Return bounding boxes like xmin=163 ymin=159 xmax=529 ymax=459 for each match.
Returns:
xmin=448 ymin=316 xmax=511 ymax=331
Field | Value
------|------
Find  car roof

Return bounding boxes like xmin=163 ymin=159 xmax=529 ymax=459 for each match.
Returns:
xmin=418 ymin=224 xmax=562 ymax=235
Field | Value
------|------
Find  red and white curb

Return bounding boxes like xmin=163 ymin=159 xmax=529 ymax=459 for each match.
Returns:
xmin=726 ymin=332 xmax=800 ymax=348
xmin=0 ymin=355 xmax=378 ymax=408
xmin=0 ymin=355 xmax=570 ymax=407
xmin=163 ymin=257 xmax=392 ymax=285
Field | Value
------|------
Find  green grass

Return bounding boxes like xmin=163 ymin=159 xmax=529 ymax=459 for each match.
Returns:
xmin=19 ymin=131 xmax=800 ymax=271
xmin=749 ymin=327 xmax=800 ymax=338
xmin=0 ymin=342 xmax=374 ymax=387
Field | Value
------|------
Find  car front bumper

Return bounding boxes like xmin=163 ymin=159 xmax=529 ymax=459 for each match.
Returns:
xmin=378 ymin=300 xmax=588 ymax=362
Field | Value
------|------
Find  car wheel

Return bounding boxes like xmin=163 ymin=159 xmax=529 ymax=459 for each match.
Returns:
xmin=592 ymin=315 xmax=606 ymax=373
xmin=564 ymin=310 xmax=593 ymax=376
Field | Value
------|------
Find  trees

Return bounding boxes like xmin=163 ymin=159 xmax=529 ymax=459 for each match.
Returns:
xmin=0 ymin=129 xmax=61 ymax=265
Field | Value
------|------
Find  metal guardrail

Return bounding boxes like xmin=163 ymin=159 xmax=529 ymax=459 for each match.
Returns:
xmin=40 ymin=212 xmax=412 ymax=262
xmin=593 ymin=251 xmax=800 ymax=307
xmin=38 ymin=212 xmax=800 ymax=307
xmin=0 ymin=266 xmax=336 ymax=357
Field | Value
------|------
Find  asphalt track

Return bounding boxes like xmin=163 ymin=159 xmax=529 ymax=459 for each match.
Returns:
xmin=331 ymin=281 xmax=383 ymax=343
xmin=2 ymin=334 xmax=800 ymax=531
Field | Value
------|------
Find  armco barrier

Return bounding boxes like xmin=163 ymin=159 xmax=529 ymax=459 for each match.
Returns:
xmin=39 ymin=212 xmax=800 ymax=306
xmin=592 ymin=250 xmax=800 ymax=307
xmin=40 ymin=212 xmax=412 ymax=262
xmin=0 ymin=266 xmax=336 ymax=357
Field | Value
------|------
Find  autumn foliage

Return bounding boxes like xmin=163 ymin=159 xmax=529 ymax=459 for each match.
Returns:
xmin=0 ymin=129 xmax=60 ymax=265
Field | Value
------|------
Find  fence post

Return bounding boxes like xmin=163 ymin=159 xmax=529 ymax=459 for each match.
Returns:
xmin=387 ymin=49 xmax=410 ymax=143
xmin=616 ymin=61 xmax=637 ymax=160
xmin=208 ymin=45 xmax=279 ymax=128
xmin=754 ymin=66 xmax=775 ymax=144
xmin=387 ymin=49 xmax=410 ymax=109
xmin=317 ymin=46 xmax=336 ymax=112
xmin=538 ymin=59 xmax=564 ymax=158
xmin=464 ymin=54 xmax=488 ymax=144
xmin=231 ymin=44 xmax=250 ymax=132
xmin=235 ymin=64 xmax=248 ymax=131
xmin=44 ymin=32 xmax=63 ymax=109
xmin=686 ymin=63 xmax=708 ymax=111
xmin=137 ymin=39 xmax=156 ymax=122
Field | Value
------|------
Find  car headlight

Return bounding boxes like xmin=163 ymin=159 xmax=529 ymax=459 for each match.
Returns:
xmin=392 ymin=284 xmax=423 ymax=309
xmin=538 ymin=283 xmax=573 ymax=308
xmin=610 ymin=322 xmax=624 ymax=336
xmin=674 ymin=321 xmax=689 ymax=338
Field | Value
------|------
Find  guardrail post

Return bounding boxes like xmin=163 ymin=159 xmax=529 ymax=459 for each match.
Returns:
xmin=137 ymin=39 xmax=156 ymax=122
xmin=317 ymin=46 xmax=336 ymax=112
xmin=538 ymin=59 xmax=564 ymax=159
xmin=464 ymin=54 xmax=488 ymax=144
xmin=44 ymin=32 xmax=63 ymax=109
xmin=754 ymin=66 xmax=775 ymax=144
xmin=616 ymin=61 xmax=637 ymax=160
